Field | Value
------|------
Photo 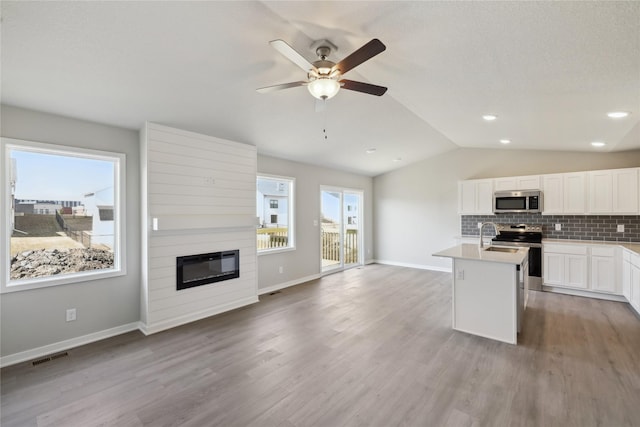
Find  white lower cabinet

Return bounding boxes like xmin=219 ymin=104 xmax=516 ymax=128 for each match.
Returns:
xmin=566 ymin=255 xmax=589 ymax=289
xmin=590 ymin=247 xmax=618 ymax=294
xmin=632 ymin=265 xmax=640 ymax=312
xmin=544 ymin=243 xmax=640 ymax=313
xmin=622 ymin=251 xmax=632 ymax=301
xmin=543 ymin=243 xmax=619 ymax=294
xmin=626 ymin=251 xmax=640 ymax=313
xmin=543 ymin=244 xmax=588 ymax=290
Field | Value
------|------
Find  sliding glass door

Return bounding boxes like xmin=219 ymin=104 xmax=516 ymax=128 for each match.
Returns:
xmin=321 ymin=187 xmax=363 ymax=273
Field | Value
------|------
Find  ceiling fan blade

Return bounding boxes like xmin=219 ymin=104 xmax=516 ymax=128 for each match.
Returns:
xmin=270 ymin=39 xmax=315 ymax=73
xmin=332 ymin=39 xmax=386 ymax=75
xmin=340 ymin=79 xmax=387 ymax=96
xmin=256 ymin=81 xmax=307 ymax=94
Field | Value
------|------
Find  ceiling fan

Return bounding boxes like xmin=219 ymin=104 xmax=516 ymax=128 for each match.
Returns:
xmin=257 ymin=38 xmax=388 ymax=101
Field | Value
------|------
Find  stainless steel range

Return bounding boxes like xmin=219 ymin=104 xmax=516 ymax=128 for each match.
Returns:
xmin=492 ymin=224 xmax=543 ymax=291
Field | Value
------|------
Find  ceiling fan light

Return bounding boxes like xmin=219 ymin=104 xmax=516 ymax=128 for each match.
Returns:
xmin=308 ymin=78 xmax=340 ymax=100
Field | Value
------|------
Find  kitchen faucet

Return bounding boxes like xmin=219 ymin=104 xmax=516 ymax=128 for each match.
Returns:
xmin=479 ymin=222 xmax=499 ymax=249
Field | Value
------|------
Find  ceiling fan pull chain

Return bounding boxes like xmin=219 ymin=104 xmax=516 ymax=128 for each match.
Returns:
xmin=323 ymin=107 xmax=328 ymax=141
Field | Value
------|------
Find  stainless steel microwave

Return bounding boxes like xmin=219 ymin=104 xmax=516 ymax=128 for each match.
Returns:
xmin=493 ymin=190 xmax=543 ymax=213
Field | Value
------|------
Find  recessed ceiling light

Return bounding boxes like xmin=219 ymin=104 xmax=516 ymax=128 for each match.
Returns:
xmin=365 ymin=148 xmax=376 ymax=154
xmin=607 ymin=111 xmax=630 ymax=119
xmin=499 ymin=139 xmax=511 ymax=144
xmin=591 ymin=141 xmax=606 ymax=147
xmin=393 ymin=157 xmax=402 ymax=162
xmin=482 ymin=114 xmax=498 ymax=121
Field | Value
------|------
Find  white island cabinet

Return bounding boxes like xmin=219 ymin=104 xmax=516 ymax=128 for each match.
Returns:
xmin=433 ymin=244 xmax=529 ymax=345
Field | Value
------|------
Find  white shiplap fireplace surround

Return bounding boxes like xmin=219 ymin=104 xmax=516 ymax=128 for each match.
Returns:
xmin=140 ymin=123 xmax=258 ymax=334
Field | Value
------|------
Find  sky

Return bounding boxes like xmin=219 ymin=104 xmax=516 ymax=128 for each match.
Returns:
xmin=10 ymin=149 xmax=115 ymax=201
xmin=321 ymin=191 xmax=359 ymax=223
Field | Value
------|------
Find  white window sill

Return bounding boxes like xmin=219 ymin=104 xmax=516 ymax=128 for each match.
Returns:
xmin=257 ymin=247 xmax=296 ymax=256
xmin=2 ymin=267 xmax=126 ymax=293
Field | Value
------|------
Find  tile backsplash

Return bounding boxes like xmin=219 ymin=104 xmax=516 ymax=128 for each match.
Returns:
xmin=461 ymin=214 xmax=640 ymax=242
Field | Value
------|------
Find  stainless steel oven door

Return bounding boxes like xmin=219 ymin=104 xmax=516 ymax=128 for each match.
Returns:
xmin=491 ymin=242 xmax=542 ymax=291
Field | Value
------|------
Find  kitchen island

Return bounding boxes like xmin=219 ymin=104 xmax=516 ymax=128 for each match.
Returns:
xmin=433 ymin=244 xmax=529 ymax=344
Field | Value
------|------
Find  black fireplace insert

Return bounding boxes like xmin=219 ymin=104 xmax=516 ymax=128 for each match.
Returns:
xmin=176 ymin=250 xmax=240 ymax=290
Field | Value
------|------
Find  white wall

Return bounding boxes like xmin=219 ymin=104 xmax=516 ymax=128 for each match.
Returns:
xmin=257 ymin=155 xmax=374 ymax=292
xmin=0 ymin=104 xmax=141 ymax=359
xmin=373 ymin=147 xmax=640 ymax=271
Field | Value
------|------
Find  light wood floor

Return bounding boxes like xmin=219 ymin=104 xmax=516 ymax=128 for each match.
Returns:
xmin=2 ymin=264 xmax=640 ymax=426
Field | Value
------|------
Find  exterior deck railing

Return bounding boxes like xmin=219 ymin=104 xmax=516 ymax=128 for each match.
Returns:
xmin=257 ymin=227 xmax=288 ymax=250
xmin=322 ymin=229 xmax=359 ymax=264
xmin=257 ymin=227 xmax=359 ymax=264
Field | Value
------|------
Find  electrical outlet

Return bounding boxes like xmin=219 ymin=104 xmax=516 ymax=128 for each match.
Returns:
xmin=278 ymin=266 xmax=283 ymax=274
xmin=477 ymin=222 xmax=482 ymax=229
xmin=555 ymin=224 xmax=561 ymax=231
xmin=66 ymin=308 xmax=77 ymax=322
xmin=313 ymin=220 xmax=318 ymax=226
xmin=456 ymin=269 xmax=464 ymax=280
xmin=617 ymin=224 xmax=625 ymax=233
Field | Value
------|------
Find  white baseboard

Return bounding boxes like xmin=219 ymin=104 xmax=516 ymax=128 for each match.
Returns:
xmin=0 ymin=322 xmax=140 ymax=368
xmin=139 ymin=295 xmax=259 ymax=335
xmin=542 ymin=286 xmax=627 ymax=302
xmin=258 ymin=274 xmax=322 ymax=296
xmin=374 ymin=259 xmax=452 ymax=273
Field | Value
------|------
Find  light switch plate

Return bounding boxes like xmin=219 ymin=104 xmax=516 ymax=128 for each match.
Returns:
xmin=617 ymin=224 xmax=625 ymax=233
xmin=555 ymin=224 xmax=561 ymax=231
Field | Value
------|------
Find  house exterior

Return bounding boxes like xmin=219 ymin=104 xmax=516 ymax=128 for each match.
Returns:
xmin=83 ymin=187 xmax=114 ymax=249
xmin=257 ymin=179 xmax=288 ymax=228
xmin=345 ymin=200 xmax=358 ymax=230
xmin=15 ymin=199 xmax=82 ymax=215
xmin=9 ymin=158 xmax=16 ymax=231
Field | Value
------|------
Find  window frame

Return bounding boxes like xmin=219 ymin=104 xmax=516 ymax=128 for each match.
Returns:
xmin=257 ymin=174 xmax=295 ymax=255
xmin=1 ymin=137 xmax=127 ymax=293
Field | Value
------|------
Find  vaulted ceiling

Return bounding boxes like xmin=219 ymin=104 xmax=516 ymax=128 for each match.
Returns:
xmin=2 ymin=1 xmax=639 ymax=176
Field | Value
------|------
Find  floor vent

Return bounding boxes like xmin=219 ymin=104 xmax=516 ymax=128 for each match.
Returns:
xmin=32 ymin=351 xmax=69 ymax=366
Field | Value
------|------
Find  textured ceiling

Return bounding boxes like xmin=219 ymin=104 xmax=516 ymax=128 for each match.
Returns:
xmin=1 ymin=1 xmax=639 ymax=176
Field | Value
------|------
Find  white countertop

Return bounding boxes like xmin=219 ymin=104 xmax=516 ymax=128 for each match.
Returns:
xmin=542 ymin=238 xmax=640 ymax=255
xmin=433 ymin=244 xmax=529 ymax=265
xmin=459 ymin=235 xmax=640 ymax=256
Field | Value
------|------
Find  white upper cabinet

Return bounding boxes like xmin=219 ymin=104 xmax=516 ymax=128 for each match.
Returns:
xmin=564 ymin=172 xmax=588 ymax=214
xmin=461 ymin=167 xmax=639 ymax=216
xmin=517 ymin=175 xmax=541 ymax=190
xmin=542 ymin=172 xmax=586 ymax=214
xmin=542 ymin=174 xmax=563 ymax=214
xmin=493 ymin=177 xmax=517 ymax=192
xmin=589 ymin=168 xmax=639 ymax=215
xmin=589 ymin=170 xmax=613 ymax=213
xmin=494 ymin=175 xmax=540 ymax=191
xmin=458 ymin=179 xmax=494 ymax=215
xmin=613 ymin=168 xmax=639 ymax=214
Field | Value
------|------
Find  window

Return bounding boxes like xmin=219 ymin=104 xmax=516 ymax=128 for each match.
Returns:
xmin=257 ymin=175 xmax=294 ymax=252
xmin=2 ymin=137 xmax=126 ymax=293
xmin=98 ymin=206 xmax=114 ymax=221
